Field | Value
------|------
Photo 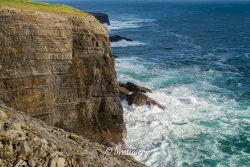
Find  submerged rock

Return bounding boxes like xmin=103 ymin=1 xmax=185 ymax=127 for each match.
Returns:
xmin=110 ymin=35 xmax=133 ymax=42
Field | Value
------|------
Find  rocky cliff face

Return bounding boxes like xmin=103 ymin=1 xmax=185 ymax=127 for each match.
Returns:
xmin=0 ymin=6 xmax=125 ymax=145
xmin=0 ymin=103 xmax=145 ymax=167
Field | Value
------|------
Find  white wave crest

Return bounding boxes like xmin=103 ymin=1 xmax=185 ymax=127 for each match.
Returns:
xmin=111 ymin=40 xmax=146 ymax=48
xmin=106 ymin=18 xmax=155 ymax=31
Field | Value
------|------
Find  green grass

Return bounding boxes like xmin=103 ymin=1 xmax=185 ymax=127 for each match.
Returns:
xmin=0 ymin=0 xmax=88 ymax=15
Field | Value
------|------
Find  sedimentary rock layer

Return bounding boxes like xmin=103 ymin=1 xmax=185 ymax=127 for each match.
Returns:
xmin=0 ymin=6 xmax=124 ymax=144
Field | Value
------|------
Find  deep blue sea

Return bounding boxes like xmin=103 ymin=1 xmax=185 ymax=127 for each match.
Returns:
xmin=43 ymin=1 xmax=249 ymax=166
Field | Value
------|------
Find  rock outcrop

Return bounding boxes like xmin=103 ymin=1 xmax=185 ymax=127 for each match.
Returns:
xmin=0 ymin=5 xmax=124 ymax=145
xmin=109 ymin=35 xmax=133 ymax=42
xmin=124 ymin=82 xmax=152 ymax=93
xmin=0 ymin=103 xmax=146 ymax=167
xmin=89 ymin=12 xmax=110 ymax=25
xmin=118 ymin=82 xmax=165 ymax=110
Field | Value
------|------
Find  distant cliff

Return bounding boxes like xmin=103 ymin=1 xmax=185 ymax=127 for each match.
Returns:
xmin=0 ymin=4 xmax=125 ymax=147
xmin=89 ymin=12 xmax=110 ymax=25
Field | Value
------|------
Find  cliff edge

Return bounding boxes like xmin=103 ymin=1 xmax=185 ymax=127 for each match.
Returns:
xmin=0 ymin=3 xmax=125 ymax=146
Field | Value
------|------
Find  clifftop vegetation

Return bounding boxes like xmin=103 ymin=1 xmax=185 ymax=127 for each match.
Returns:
xmin=0 ymin=0 xmax=87 ymax=15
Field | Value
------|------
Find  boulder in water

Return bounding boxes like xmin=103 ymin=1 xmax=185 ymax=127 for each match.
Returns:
xmin=117 ymin=82 xmax=165 ymax=110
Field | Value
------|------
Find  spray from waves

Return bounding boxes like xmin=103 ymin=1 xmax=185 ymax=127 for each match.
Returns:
xmin=123 ymin=86 xmax=247 ymax=167
xmin=105 ymin=18 xmax=155 ymax=31
xmin=116 ymin=56 xmax=250 ymax=167
xmin=111 ymin=40 xmax=146 ymax=48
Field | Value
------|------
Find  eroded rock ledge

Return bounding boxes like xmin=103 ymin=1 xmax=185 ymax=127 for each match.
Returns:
xmin=0 ymin=104 xmax=146 ymax=167
xmin=118 ymin=82 xmax=165 ymax=110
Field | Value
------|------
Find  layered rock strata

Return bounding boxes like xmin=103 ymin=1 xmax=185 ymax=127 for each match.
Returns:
xmin=0 ymin=6 xmax=124 ymax=144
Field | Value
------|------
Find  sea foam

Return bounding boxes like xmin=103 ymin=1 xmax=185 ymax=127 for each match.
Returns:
xmin=117 ymin=56 xmax=248 ymax=167
xmin=111 ymin=40 xmax=146 ymax=48
xmin=106 ymin=18 xmax=155 ymax=31
xmin=123 ymin=86 xmax=241 ymax=167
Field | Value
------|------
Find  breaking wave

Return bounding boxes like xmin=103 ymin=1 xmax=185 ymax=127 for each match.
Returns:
xmin=117 ymin=56 xmax=250 ymax=167
xmin=106 ymin=18 xmax=155 ymax=31
xmin=111 ymin=40 xmax=146 ymax=48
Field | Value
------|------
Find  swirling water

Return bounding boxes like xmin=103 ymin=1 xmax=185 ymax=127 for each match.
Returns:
xmin=43 ymin=1 xmax=250 ymax=166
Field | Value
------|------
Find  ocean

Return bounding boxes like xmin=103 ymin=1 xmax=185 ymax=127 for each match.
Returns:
xmin=42 ymin=1 xmax=250 ymax=166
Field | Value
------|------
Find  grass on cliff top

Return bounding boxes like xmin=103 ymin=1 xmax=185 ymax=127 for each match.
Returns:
xmin=0 ymin=0 xmax=88 ymax=15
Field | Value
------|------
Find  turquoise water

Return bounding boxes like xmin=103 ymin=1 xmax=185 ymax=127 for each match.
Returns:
xmin=43 ymin=1 xmax=249 ymax=166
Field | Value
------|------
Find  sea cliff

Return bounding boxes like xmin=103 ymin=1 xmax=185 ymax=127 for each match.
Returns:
xmin=0 ymin=0 xmax=145 ymax=165
xmin=0 ymin=1 xmax=147 ymax=166
xmin=0 ymin=4 xmax=125 ymax=144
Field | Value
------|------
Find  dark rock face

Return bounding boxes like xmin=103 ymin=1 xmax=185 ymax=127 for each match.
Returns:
xmin=118 ymin=82 xmax=165 ymax=110
xmin=89 ymin=12 xmax=110 ymax=25
xmin=0 ymin=6 xmax=124 ymax=145
xmin=110 ymin=35 xmax=133 ymax=42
